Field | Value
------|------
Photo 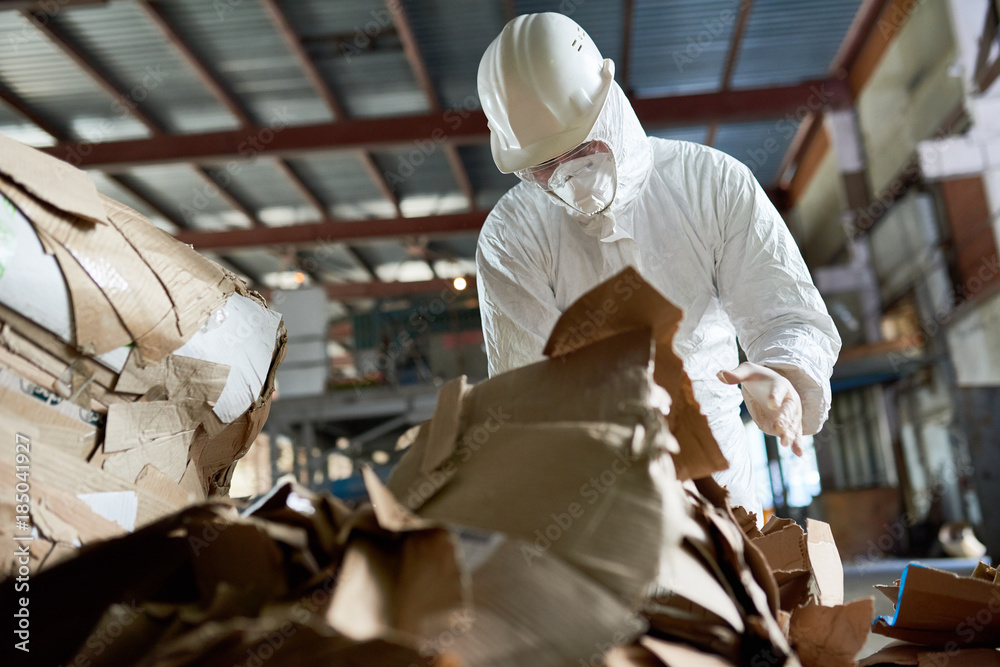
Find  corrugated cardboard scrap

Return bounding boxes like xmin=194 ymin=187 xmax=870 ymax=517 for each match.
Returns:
xmin=0 ymin=483 xmax=451 ymax=667
xmin=865 ymin=561 xmax=1000 ymax=662
xmin=0 ymin=266 xmax=877 ymax=666
xmin=385 ymin=269 xmax=872 ymax=667
xmin=0 ymin=134 xmax=286 ymax=574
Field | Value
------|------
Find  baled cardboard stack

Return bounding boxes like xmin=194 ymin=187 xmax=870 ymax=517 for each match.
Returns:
xmin=0 ymin=134 xmax=286 ymax=575
xmin=5 ymin=269 xmax=877 ymax=666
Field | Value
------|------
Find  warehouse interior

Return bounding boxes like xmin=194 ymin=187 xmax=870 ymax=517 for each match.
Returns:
xmin=2 ymin=0 xmax=1000 ymax=664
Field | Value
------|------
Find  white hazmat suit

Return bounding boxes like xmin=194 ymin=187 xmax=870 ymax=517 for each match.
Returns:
xmin=476 ymin=79 xmax=842 ymax=516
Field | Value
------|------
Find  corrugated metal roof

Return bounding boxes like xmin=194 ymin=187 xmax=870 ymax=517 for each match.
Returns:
xmin=86 ymin=169 xmax=177 ymax=232
xmin=713 ymin=119 xmax=801 ymax=185
xmin=405 ymin=0 xmax=507 ymax=110
xmin=0 ymin=9 xmax=149 ymax=141
xmin=152 ymin=0 xmax=333 ymax=126
xmin=630 ymin=0 xmax=737 ymax=96
xmin=648 ymin=125 xmax=712 ymax=143
xmin=281 ymin=0 xmax=431 ymax=119
xmin=0 ymin=102 xmax=54 ymax=146
xmin=731 ymin=0 xmax=864 ymax=88
xmin=53 ymin=1 xmax=240 ymax=135
xmin=126 ymin=163 xmax=252 ymax=231
xmin=0 ymin=0 xmax=869 ymax=300
xmin=458 ymin=144 xmax=519 ymax=210
xmin=300 ymin=243 xmax=374 ymax=284
xmin=289 ymin=152 xmax=398 ymax=219
xmin=202 ymin=159 xmax=321 ymax=226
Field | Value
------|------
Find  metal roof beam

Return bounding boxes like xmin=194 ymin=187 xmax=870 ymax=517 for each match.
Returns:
xmin=778 ymin=0 xmax=916 ymax=206
xmin=172 ymin=211 xmax=487 ymax=252
xmin=47 ymin=79 xmax=847 ymax=169
xmin=136 ymin=0 xmax=254 ymax=128
xmin=23 ymin=8 xmax=166 ymax=135
xmin=260 ymin=0 xmax=345 ymax=119
xmin=321 ymin=276 xmax=476 ymax=300
xmin=386 ymin=1 xmax=476 ymax=211
xmin=191 ymin=165 xmax=261 ymax=227
xmin=706 ymin=0 xmax=754 ymax=147
xmin=0 ymin=0 xmax=105 ymax=9
xmin=0 ymin=77 xmax=70 ymax=141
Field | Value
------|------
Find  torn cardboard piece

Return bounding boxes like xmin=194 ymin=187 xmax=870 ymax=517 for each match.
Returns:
xmin=543 ymin=266 xmax=727 ymax=481
xmin=788 ymin=598 xmax=874 ymax=667
xmin=749 ymin=516 xmax=844 ymax=611
xmin=0 ymin=133 xmax=108 ymax=226
xmin=858 ymin=642 xmax=1000 ymax=666
xmin=872 ymin=563 xmax=1000 ymax=647
xmin=388 ymin=329 xmax=677 ymax=604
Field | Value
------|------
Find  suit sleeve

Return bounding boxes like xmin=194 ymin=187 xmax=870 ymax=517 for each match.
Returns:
xmin=714 ymin=159 xmax=842 ymax=435
xmin=476 ymin=214 xmax=562 ymax=377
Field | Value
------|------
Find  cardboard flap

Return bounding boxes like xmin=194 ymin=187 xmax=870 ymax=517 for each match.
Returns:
xmin=806 ymin=519 xmax=844 ymax=606
xmin=422 ymin=375 xmax=468 ymax=473
xmin=873 ymin=564 xmax=1000 ymax=647
xmin=0 ymin=134 xmax=108 ymax=226
xmin=464 ymin=328 xmax=655 ymax=429
xmin=543 ymin=267 xmax=725 ymax=480
xmin=391 ymin=421 xmax=666 ymax=604
xmin=754 ymin=521 xmax=809 ymax=573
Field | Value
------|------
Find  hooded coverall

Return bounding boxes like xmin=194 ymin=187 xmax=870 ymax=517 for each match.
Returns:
xmin=476 ymin=81 xmax=842 ymax=516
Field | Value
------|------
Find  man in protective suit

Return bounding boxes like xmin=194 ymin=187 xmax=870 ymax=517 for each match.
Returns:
xmin=475 ymin=13 xmax=842 ymax=517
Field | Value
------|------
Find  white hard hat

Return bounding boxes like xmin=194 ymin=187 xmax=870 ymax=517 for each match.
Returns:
xmin=478 ymin=13 xmax=616 ymax=174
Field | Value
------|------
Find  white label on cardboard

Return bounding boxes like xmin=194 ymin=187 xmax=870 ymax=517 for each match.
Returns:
xmin=173 ymin=293 xmax=280 ymax=423
xmin=0 ymin=193 xmax=129 ymax=372
xmin=77 ymin=490 xmax=138 ymax=531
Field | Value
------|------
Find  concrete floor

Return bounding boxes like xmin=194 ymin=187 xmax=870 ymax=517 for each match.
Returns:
xmin=843 ymin=557 xmax=985 ymax=659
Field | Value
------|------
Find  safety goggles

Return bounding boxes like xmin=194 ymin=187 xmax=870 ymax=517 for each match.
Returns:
xmin=515 ymin=141 xmax=610 ymax=192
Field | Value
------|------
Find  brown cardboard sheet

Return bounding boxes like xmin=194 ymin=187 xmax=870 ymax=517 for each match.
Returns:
xmin=858 ymin=643 xmax=1000 ymax=666
xmin=872 ymin=563 xmax=1000 ymax=647
xmin=543 ymin=266 xmax=727 ymax=480
xmin=0 ymin=133 xmax=109 ymax=226
xmin=788 ymin=598 xmax=874 ymax=667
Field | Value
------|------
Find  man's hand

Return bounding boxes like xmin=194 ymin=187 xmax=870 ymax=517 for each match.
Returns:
xmin=717 ymin=362 xmax=804 ymax=455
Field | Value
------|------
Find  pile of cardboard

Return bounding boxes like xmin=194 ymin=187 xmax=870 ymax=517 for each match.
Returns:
xmin=859 ymin=562 xmax=1000 ymax=666
xmin=5 ymin=269 xmax=877 ymax=666
xmin=0 ymin=134 xmax=286 ymax=576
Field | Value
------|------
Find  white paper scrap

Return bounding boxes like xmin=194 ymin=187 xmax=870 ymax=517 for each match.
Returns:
xmin=77 ymin=491 xmax=138 ymax=532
